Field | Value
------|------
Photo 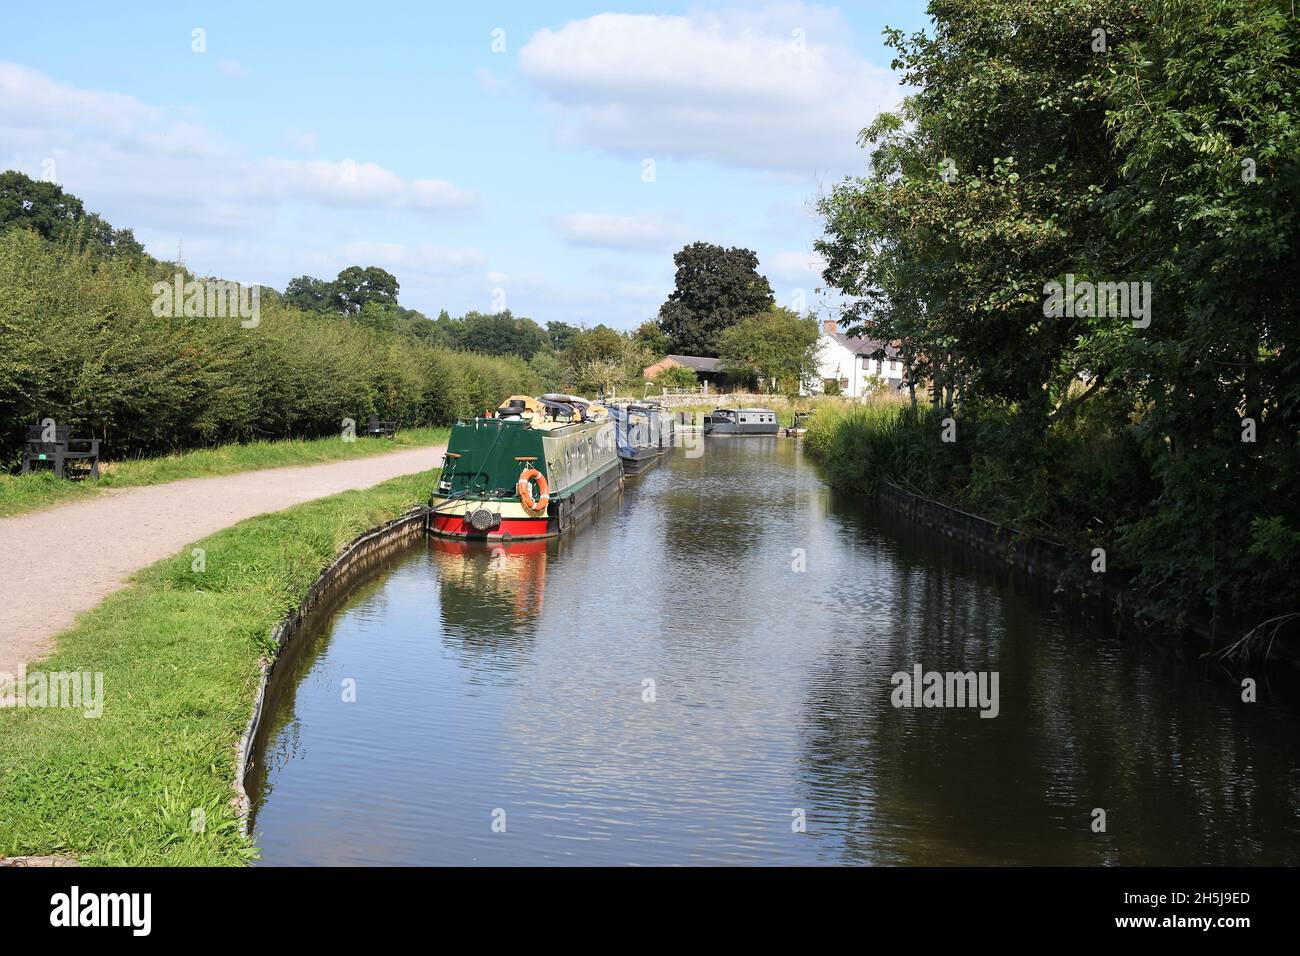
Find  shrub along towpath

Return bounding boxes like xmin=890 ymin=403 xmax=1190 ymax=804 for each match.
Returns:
xmin=0 ymin=469 xmax=438 ymax=865
xmin=0 ymin=443 xmax=444 ymax=674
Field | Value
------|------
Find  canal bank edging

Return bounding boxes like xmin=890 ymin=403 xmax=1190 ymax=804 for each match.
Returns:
xmin=233 ymin=506 xmax=430 ymax=837
xmin=874 ymin=480 xmax=1294 ymax=667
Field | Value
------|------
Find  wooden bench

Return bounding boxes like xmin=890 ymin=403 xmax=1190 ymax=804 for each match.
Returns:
xmin=21 ymin=424 xmax=101 ymax=479
xmin=365 ymin=414 xmax=397 ymax=439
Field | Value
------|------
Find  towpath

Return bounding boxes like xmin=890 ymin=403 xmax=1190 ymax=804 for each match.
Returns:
xmin=0 ymin=445 xmax=444 ymax=673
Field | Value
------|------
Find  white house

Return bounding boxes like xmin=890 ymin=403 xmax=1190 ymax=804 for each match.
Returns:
xmin=811 ymin=321 xmax=904 ymax=397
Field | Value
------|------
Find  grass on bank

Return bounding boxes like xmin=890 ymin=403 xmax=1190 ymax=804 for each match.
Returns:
xmin=0 ymin=427 xmax=448 ymax=518
xmin=0 ymin=469 xmax=437 ymax=866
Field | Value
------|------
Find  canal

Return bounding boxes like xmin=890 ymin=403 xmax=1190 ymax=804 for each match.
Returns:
xmin=249 ymin=436 xmax=1300 ymax=865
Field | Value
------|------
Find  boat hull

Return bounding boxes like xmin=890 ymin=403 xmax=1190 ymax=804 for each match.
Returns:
xmin=429 ymin=456 xmax=622 ymax=541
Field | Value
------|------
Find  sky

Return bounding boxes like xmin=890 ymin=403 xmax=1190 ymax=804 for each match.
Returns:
xmin=1 ymin=1 xmax=929 ymax=330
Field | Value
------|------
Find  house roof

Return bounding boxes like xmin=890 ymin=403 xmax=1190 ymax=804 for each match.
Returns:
xmin=822 ymin=328 xmax=899 ymax=360
xmin=665 ymin=354 xmax=723 ymax=373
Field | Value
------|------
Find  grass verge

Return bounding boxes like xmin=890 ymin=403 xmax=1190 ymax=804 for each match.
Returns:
xmin=0 ymin=469 xmax=436 ymax=865
xmin=0 ymin=428 xmax=448 ymax=518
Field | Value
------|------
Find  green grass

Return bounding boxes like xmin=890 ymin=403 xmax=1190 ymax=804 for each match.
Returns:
xmin=0 ymin=428 xmax=448 ymax=518
xmin=0 ymin=469 xmax=437 ymax=865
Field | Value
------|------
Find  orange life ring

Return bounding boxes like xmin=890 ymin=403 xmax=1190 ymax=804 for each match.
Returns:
xmin=516 ymin=467 xmax=549 ymax=514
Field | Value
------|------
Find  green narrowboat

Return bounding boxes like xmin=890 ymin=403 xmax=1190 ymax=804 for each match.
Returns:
xmin=428 ymin=394 xmax=623 ymax=540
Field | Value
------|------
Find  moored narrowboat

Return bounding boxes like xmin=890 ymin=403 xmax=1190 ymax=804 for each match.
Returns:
xmin=609 ymin=401 xmax=669 ymax=475
xmin=428 ymin=394 xmax=622 ymax=540
xmin=703 ymin=407 xmax=780 ymax=435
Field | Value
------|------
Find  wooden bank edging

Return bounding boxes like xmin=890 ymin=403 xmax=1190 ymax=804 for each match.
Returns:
xmin=232 ymin=505 xmax=429 ymax=836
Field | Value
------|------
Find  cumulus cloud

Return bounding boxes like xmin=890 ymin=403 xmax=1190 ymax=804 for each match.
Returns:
xmin=0 ymin=61 xmax=476 ymax=235
xmin=553 ymin=212 xmax=687 ymax=251
xmin=336 ymin=241 xmax=487 ymax=277
xmin=518 ymin=6 xmax=902 ymax=173
xmin=259 ymin=159 xmax=475 ymax=210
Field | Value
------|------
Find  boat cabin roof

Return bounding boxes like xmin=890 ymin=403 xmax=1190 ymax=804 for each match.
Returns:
xmin=712 ymin=407 xmax=776 ymax=415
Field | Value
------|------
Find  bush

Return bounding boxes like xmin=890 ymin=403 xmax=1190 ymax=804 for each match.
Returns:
xmin=0 ymin=228 xmax=537 ymax=466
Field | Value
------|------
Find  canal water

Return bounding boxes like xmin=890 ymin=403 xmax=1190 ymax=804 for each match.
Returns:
xmin=249 ymin=437 xmax=1300 ymax=865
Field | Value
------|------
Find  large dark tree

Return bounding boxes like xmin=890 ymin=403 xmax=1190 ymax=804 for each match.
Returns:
xmin=331 ymin=265 xmax=399 ymax=315
xmin=0 ymin=170 xmax=144 ymax=259
xmin=657 ymin=241 xmax=774 ymax=356
xmin=283 ymin=275 xmax=333 ymax=312
xmin=458 ymin=310 xmax=547 ymax=359
xmin=283 ymin=266 xmax=399 ymax=316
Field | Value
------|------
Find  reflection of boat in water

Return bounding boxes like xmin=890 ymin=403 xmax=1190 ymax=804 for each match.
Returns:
xmin=608 ymin=401 xmax=673 ymax=476
xmin=429 ymin=394 xmax=622 ymax=541
xmin=427 ymin=535 xmax=550 ymax=626
xmin=703 ymin=407 xmax=780 ymax=435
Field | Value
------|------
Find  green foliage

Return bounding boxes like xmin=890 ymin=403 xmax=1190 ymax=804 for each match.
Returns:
xmin=633 ymin=319 xmax=671 ymax=357
xmin=454 ymin=310 xmax=548 ymax=359
xmin=651 ymin=364 xmax=698 ymax=389
xmin=657 ymin=241 xmax=774 ymax=356
xmin=283 ymin=265 xmax=398 ymax=316
xmin=815 ymin=0 xmax=1300 ymax=628
xmin=0 ymin=170 xmax=144 ymax=260
xmin=716 ymin=306 xmax=820 ymax=394
xmin=0 ymin=228 xmax=536 ymax=467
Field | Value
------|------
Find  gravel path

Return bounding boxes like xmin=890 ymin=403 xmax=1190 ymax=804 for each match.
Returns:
xmin=0 ymin=445 xmax=444 ymax=673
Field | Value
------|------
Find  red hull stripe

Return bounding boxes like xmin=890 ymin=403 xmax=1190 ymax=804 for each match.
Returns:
xmin=430 ymin=513 xmax=551 ymax=538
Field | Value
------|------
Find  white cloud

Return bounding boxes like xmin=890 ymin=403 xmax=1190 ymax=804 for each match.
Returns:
xmin=336 ymin=241 xmax=487 ymax=276
xmin=767 ymin=249 xmax=827 ymax=285
xmin=519 ymin=6 xmax=902 ymax=173
xmin=259 ymin=159 xmax=476 ymax=210
xmin=553 ymin=212 xmax=686 ymax=251
xmin=0 ymin=61 xmax=476 ymax=234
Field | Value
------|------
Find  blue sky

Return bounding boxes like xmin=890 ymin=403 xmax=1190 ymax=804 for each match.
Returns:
xmin=1 ymin=1 xmax=929 ymax=329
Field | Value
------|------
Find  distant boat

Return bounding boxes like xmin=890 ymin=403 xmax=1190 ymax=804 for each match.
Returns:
xmin=428 ymin=394 xmax=622 ymax=541
xmin=608 ymin=401 xmax=670 ymax=475
xmin=703 ymin=407 xmax=779 ymax=435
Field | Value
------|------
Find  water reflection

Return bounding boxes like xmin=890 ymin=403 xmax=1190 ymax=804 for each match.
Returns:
xmin=250 ymin=436 xmax=1300 ymax=865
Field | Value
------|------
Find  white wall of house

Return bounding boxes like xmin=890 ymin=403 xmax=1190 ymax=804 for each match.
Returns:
xmin=810 ymin=331 xmax=904 ymax=397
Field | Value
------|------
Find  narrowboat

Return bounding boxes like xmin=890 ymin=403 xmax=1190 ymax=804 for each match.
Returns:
xmin=428 ymin=394 xmax=622 ymax=540
xmin=703 ymin=407 xmax=780 ymax=435
xmin=608 ymin=401 xmax=669 ymax=475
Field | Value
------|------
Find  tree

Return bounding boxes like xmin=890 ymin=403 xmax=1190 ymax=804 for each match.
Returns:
xmin=0 ymin=170 xmax=84 ymax=240
xmin=528 ymin=350 xmax=565 ymax=392
xmin=546 ymin=320 xmax=579 ymax=353
xmin=814 ymin=0 xmax=1300 ymax=628
xmin=651 ymin=364 xmax=698 ymax=390
xmin=633 ymin=319 xmax=671 ymax=357
xmin=283 ymin=275 xmax=333 ymax=312
xmin=332 ymin=265 xmax=399 ymax=315
xmin=717 ymin=307 xmax=820 ymax=394
xmin=657 ymin=241 xmax=774 ymax=356
xmin=565 ymin=325 xmax=641 ymax=394
xmin=0 ymin=170 xmax=144 ymax=259
xmin=458 ymin=310 xmax=547 ymax=359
